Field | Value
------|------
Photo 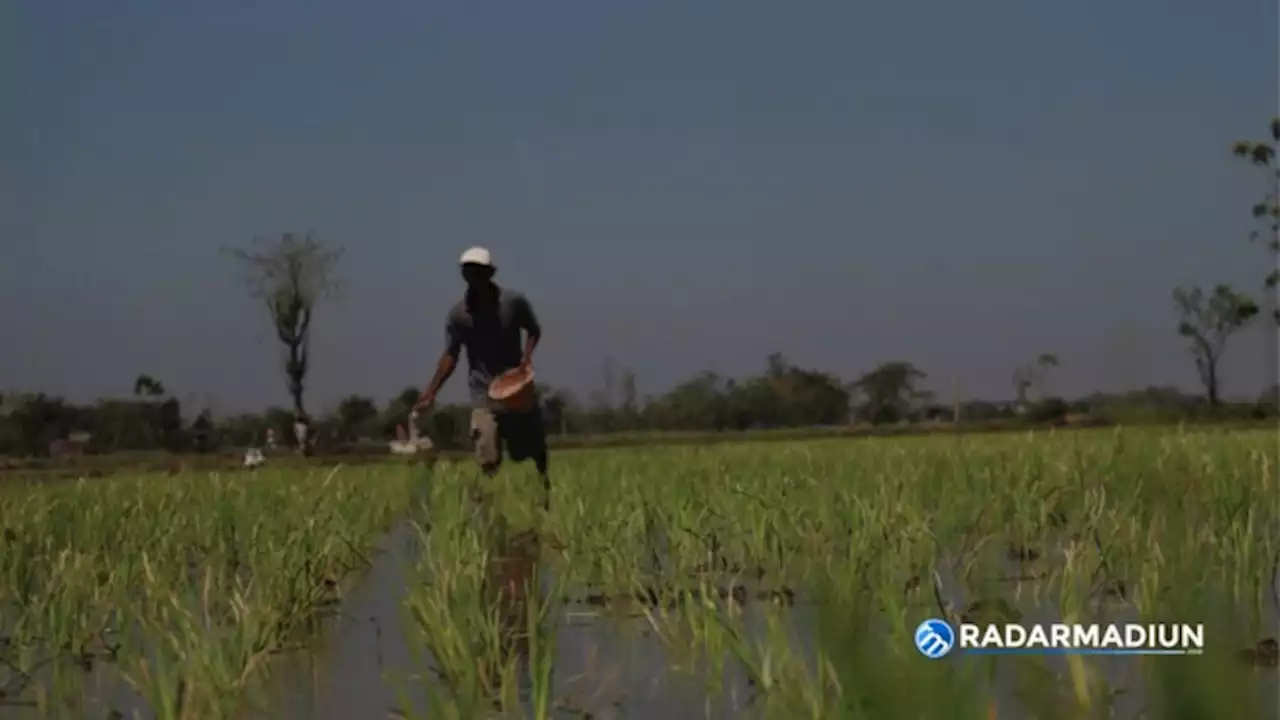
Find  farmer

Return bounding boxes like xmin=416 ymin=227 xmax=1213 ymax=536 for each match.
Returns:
xmin=412 ymin=247 xmax=550 ymax=502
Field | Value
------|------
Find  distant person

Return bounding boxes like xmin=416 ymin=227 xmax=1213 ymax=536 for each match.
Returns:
xmin=293 ymin=414 xmax=310 ymax=455
xmin=413 ymin=247 xmax=550 ymax=505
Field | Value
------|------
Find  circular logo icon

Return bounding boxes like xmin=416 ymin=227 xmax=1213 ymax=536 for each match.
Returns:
xmin=914 ymin=618 xmax=955 ymax=659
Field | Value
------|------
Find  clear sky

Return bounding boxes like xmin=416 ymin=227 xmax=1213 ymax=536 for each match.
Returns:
xmin=4 ymin=1 xmax=1277 ymax=414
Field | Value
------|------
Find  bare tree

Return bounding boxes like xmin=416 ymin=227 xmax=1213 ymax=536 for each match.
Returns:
xmin=1012 ymin=367 xmax=1033 ymax=408
xmin=1172 ymin=284 xmax=1259 ymax=407
xmin=224 ymin=233 xmax=343 ymax=432
xmin=601 ymin=356 xmax=617 ymax=409
xmin=1033 ymin=353 xmax=1059 ymax=398
xmin=619 ymin=368 xmax=639 ymax=429
xmin=1012 ymin=353 xmax=1059 ymax=406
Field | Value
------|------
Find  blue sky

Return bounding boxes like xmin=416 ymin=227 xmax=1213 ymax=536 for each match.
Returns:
xmin=3 ymin=0 xmax=1277 ymax=414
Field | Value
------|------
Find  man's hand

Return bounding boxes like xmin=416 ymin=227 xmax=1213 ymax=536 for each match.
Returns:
xmin=519 ymin=354 xmax=534 ymax=372
xmin=412 ymin=390 xmax=436 ymax=414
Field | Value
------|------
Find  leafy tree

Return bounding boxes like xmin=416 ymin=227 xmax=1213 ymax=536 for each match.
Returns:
xmin=90 ymin=399 xmax=145 ymax=449
xmin=155 ymin=397 xmax=184 ymax=451
xmin=132 ymin=374 xmax=166 ymax=398
xmin=9 ymin=393 xmax=74 ymax=456
xmin=219 ymin=412 xmax=271 ymax=447
xmin=381 ymin=386 xmax=424 ymax=438
xmin=225 ymin=233 xmax=344 ymax=432
xmin=127 ymin=374 xmax=171 ymax=447
xmin=645 ymin=371 xmax=728 ymax=430
xmin=851 ymin=361 xmax=927 ymax=424
xmin=751 ymin=354 xmax=849 ymax=426
xmin=190 ymin=409 xmax=215 ymax=452
xmin=540 ymin=387 xmax=575 ymax=435
xmin=721 ymin=378 xmax=763 ymax=430
xmin=335 ymin=394 xmax=379 ymax=441
xmin=1230 ymin=118 xmax=1280 ymax=323
xmin=1172 ymin=284 xmax=1259 ymax=406
xmin=377 ymin=383 xmax=469 ymax=449
xmin=262 ymin=406 xmax=298 ymax=445
xmin=394 ymin=387 xmax=420 ymax=408
xmin=1027 ymin=396 xmax=1070 ymax=424
xmin=427 ymin=405 xmax=471 ymax=449
xmin=960 ymin=400 xmax=1014 ymax=422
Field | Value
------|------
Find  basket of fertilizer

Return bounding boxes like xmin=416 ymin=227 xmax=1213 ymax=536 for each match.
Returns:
xmin=489 ymin=366 xmax=537 ymax=412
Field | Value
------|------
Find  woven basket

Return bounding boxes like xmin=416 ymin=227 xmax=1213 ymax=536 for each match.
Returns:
xmin=489 ymin=367 xmax=537 ymax=412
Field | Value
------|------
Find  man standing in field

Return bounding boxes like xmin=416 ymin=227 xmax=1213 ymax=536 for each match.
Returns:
xmin=412 ymin=247 xmax=550 ymax=506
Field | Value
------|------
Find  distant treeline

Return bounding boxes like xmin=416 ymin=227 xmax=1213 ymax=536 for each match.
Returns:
xmin=2 ymin=353 xmax=1275 ymax=458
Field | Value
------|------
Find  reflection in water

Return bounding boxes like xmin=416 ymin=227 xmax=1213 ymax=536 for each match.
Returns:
xmin=483 ymin=520 xmax=540 ymax=693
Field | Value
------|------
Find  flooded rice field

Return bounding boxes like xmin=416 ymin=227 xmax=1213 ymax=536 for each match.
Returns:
xmin=0 ymin=427 xmax=1275 ymax=718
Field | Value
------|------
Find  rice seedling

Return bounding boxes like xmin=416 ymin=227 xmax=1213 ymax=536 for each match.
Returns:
xmin=2 ymin=426 xmax=1274 ymax=718
xmin=0 ymin=464 xmax=419 ymax=718
xmin=400 ymin=427 xmax=1276 ymax=718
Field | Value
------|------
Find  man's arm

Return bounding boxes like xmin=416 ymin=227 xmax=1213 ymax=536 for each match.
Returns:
xmin=516 ymin=294 xmax=542 ymax=367
xmin=414 ymin=316 xmax=462 ymax=410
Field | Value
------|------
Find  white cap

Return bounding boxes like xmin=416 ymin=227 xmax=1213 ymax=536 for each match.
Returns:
xmin=459 ymin=246 xmax=494 ymax=268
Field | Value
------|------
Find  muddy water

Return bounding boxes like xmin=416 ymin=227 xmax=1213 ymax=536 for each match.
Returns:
xmin=6 ymin=527 xmax=1275 ymax=718
xmin=256 ymin=522 xmax=755 ymax=720
xmin=247 ymin=525 xmax=1278 ymax=719
xmin=0 ymin=618 xmax=151 ymax=718
xmin=248 ymin=522 xmax=427 ymax=719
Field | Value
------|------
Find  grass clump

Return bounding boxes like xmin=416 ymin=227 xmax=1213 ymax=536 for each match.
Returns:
xmin=0 ymin=464 xmax=419 ymax=718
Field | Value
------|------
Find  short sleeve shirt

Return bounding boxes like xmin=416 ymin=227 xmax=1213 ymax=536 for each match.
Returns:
xmin=445 ymin=287 xmax=541 ymax=406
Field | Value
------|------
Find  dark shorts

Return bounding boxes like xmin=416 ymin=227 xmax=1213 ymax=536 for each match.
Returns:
xmin=470 ymin=405 xmax=547 ymax=468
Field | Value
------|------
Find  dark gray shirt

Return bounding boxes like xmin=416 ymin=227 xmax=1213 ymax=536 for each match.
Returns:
xmin=445 ymin=287 xmax=541 ymax=407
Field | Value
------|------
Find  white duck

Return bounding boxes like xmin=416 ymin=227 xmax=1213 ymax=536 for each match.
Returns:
xmin=243 ymin=447 xmax=266 ymax=469
xmin=389 ymin=413 xmax=433 ymax=456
